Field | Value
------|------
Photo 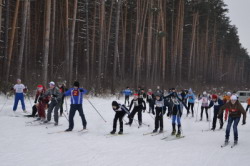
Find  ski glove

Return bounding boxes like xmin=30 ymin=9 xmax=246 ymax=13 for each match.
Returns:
xmin=79 ymin=89 xmax=84 ymax=92
xmin=52 ymin=94 xmax=57 ymax=98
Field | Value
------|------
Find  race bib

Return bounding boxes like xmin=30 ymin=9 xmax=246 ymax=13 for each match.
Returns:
xmin=73 ymin=90 xmax=79 ymax=96
xmin=134 ymin=100 xmax=139 ymax=106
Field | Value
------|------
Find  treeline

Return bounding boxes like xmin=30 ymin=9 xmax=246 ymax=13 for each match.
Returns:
xmin=0 ymin=0 xmax=249 ymax=93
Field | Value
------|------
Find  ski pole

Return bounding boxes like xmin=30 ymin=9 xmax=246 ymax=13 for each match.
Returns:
xmin=86 ymin=98 xmax=107 ymax=123
xmin=64 ymin=96 xmax=68 ymax=115
xmin=62 ymin=112 xmax=69 ymax=122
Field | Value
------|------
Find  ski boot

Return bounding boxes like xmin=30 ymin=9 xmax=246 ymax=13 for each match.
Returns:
xmin=176 ymin=125 xmax=182 ymax=137
xmin=159 ymin=129 xmax=163 ymax=133
xmin=54 ymin=122 xmax=58 ymax=126
xmin=152 ymin=129 xmax=158 ymax=133
xmin=225 ymin=139 xmax=229 ymax=145
xmin=65 ymin=128 xmax=72 ymax=132
xmin=211 ymin=127 xmax=215 ymax=131
xmin=110 ymin=130 xmax=116 ymax=134
xmin=118 ymin=129 xmax=123 ymax=135
xmin=125 ymin=122 xmax=131 ymax=126
xmin=171 ymin=124 xmax=176 ymax=135
xmin=234 ymin=140 xmax=238 ymax=145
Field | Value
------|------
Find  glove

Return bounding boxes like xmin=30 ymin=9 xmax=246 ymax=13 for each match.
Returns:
xmin=38 ymin=97 xmax=43 ymax=101
xmin=79 ymin=89 xmax=84 ymax=92
xmin=52 ymin=94 xmax=57 ymax=98
xmin=242 ymin=121 xmax=246 ymax=125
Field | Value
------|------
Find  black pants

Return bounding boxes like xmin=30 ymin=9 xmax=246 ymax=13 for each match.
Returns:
xmin=187 ymin=103 xmax=194 ymax=115
xmin=201 ymin=106 xmax=208 ymax=120
xmin=125 ymin=96 xmax=130 ymax=106
xmin=68 ymin=104 xmax=87 ymax=129
xmin=148 ymin=100 xmax=154 ymax=113
xmin=212 ymin=109 xmax=223 ymax=129
xmin=246 ymin=105 xmax=250 ymax=112
xmin=129 ymin=106 xmax=142 ymax=125
xmin=60 ymin=95 xmax=65 ymax=115
xmin=155 ymin=107 xmax=163 ymax=130
xmin=113 ymin=111 xmax=126 ymax=131
xmin=47 ymin=100 xmax=60 ymax=123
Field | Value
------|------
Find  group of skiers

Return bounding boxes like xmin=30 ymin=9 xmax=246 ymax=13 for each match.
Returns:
xmin=116 ymin=86 xmax=248 ymax=144
xmin=11 ymin=79 xmax=88 ymax=131
xmin=9 ymin=79 xmax=248 ymax=144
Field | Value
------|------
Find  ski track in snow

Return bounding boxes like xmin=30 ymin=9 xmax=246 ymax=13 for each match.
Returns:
xmin=0 ymin=95 xmax=250 ymax=166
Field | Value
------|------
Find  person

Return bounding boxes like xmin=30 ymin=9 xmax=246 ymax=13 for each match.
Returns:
xmin=218 ymin=95 xmax=246 ymax=144
xmin=126 ymin=94 xmax=146 ymax=126
xmin=12 ymin=79 xmax=27 ymax=114
xmin=110 ymin=101 xmax=130 ymax=135
xmin=58 ymin=82 xmax=67 ymax=116
xmin=146 ymin=89 xmax=154 ymax=113
xmin=152 ymin=93 xmax=167 ymax=133
xmin=43 ymin=81 xmax=62 ymax=125
xmin=246 ymin=97 xmax=250 ymax=113
xmin=198 ymin=91 xmax=210 ymax=121
xmin=223 ymin=92 xmax=231 ymax=121
xmin=139 ymin=89 xmax=147 ymax=99
xmin=166 ymin=88 xmax=186 ymax=137
xmin=208 ymin=94 xmax=224 ymax=130
xmin=155 ymin=86 xmax=163 ymax=97
xmin=185 ymin=88 xmax=196 ymax=117
xmin=123 ymin=87 xmax=133 ymax=106
xmin=64 ymin=81 xmax=88 ymax=131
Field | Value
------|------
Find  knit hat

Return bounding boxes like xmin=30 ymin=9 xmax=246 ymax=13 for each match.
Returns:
xmin=37 ymin=85 xmax=43 ymax=88
xmin=73 ymin=81 xmax=80 ymax=87
xmin=134 ymin=94 xmax=139 ymax=96
xmin=203 ymin=91 xmax=207 ymax=95
xmin=230 ymin=95 xmax=237 ymax=101
xmin=227 ymin=92 xmax=231 ymax=96
xmin=49 ymin=81 xmax=55 ymax=86
xmin=212 ymin=94 xmax=218 ymax=99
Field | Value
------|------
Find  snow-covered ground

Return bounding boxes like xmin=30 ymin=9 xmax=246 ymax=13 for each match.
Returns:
xmin=0 ymin=95 xmax=249 ymax=166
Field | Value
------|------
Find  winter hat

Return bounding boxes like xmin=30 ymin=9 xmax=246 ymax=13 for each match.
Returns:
xmin=227 ymin=92 xmax=231 ymax=96
xmin=155 ymin=93 xmax=161 ymax=97
xmin=230 ymin=95 xmax=237 ymax=101
xmin=203 ymin=91 xmax=207 ymax=95
xmin=212 ymin=94 xmax=218 ymax=99
xmin=49 ymin=81 xmax=55 ymax=86
xmin=73 ymin=81 xmax=80 ymax=87
xmin=112 ymin=101 xmax=119 ymax=108
xmin=37 ymin=85 xmax=43 ymax=88
xmin=134 ymin=94 xmax=139 ymax=96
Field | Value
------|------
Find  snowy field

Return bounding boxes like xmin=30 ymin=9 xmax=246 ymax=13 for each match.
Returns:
xmin=0 ymin=94 xmax=250 ymax=166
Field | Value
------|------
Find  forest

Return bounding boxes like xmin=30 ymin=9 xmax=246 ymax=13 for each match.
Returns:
xmin=0 ymin=0 xmax=249 ymax=93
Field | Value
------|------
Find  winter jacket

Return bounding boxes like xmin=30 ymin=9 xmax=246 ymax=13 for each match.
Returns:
xmin=44 ymin=87 xmax=62 ymax=102
xmin=218 ymin=100 xmax=246 ymax=122
xmin=123 ymin=89 xmax=132 ymax=96
xmin=64 ymin=88 xmax=88 ymax=105
xmin=185 ymin=93 xmax=196 ymax=103
xmin=114 ymin=104 xmax=130 ymax=114
xmin=129 ymin=98 xmax=146 ymax=111
xmin=199 ymin=95 xmax=210 ymax=107
xmin=208 ymin=98 xmax=224 ymax=111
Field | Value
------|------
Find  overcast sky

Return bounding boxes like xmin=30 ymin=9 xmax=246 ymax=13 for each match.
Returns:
xmin=224 ymin=0 xmax=250 ymax=54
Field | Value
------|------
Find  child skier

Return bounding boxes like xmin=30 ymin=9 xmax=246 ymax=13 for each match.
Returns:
xmin=64 ymin=81 xmax=88 ymax=131
xmin=208 ymin=94 xmax=224 ymax=130
xmin=198 ymin=91 xmax=210 ymax=121
xmin=167 ymin=89 xmax=185 ymax=137
xmin=185 ymin=88 xmax=196 ymax=117
xmin=123 ymin=87 xmax=133 ymax=106
xmin=12 ymin=79 xmax=27 ymax=114
xmin=146 ymin=89 xmax=154 ymax=113
xmin=218 ymin=95 xmax=246 ymax=145
xmin=152 ymin=93 xmax=167 ymax=133
xmin=126 ymin=94 xmax=146 ymax=126
xmin=110 ymin=101 xmax=130 ymax=135
xmin=35 ymin=85 xmax=50 ymax=122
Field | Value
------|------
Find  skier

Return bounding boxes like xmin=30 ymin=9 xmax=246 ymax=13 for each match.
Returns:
xmin=126 ymin=93 xmax=146 ymax=126
xmin=58 ymin=82 xmax=67 ymax=116
xmin=218 ymin=95 xmax=246 ymax=145
xmin=155 ymin=86 xmax=163 ymax=97
xmin=122 ymin=87 xmax=133 ymax=106
xmin=110 ymin=101 xmax=130 ymax=135
xmin=43 ymin=81 xmax=62 ymax=125
xmin=12 ymin=79 xmax=27 ymax=114
xmin=198 ymin=91 xmax=210 ymax=121
xmin=146 ymin=89 xmax=155 ymax=113
xmin=208 ymin=94 xmax=224 ymax=130
xmin=64 ymin=81 xmax=88 ymax=131
xmin=245 ymin=97 xmax=250 ymax=113
xmin=35 ymin=85 xmax=50 ymax=122
xmin=185 ymin=88 xmax=196 ymax=117
xmin=152 ymin=93 xmax=167 ymax=133
xmin=167 ymin=88 xmax=186 ymax=137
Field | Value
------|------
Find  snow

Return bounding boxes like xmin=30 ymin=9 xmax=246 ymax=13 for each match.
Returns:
xmin=0 ymin=95 xmax=250 ymax=166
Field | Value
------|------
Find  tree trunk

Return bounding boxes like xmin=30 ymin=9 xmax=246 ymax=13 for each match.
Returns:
xmin=17 ymin=0 xmax=29 ymax=78
xmin=42 ymin=0 xmax=51 ymax=85
xmin=6 ymin=0 xmax=20 ymax=82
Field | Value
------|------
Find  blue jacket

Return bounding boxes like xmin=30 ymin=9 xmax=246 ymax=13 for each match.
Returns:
xmin=123 ymin=89 xmax=132 ymax=96
xmin=209 ymin=98 xmax=224 ymax=111
xmin=64 ymin=88 xmax=88 ymax=104
xmin=185 ymin=94 xmax=196 ymax=103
